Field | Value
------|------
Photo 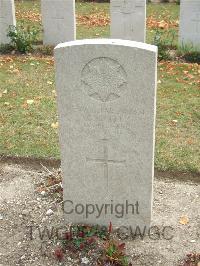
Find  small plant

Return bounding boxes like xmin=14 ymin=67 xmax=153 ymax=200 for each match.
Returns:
xmin=62 ymin=224 xmax=108 ymax=253
xmin=53 ymin=223 xmax=132 ymax=265
xmin=0 ymin=44 xmax=13 ymax=54
xmin=7 ymin=23 xmax=39 ymax=53
xmin=177 ymin=44 xmax=200 ymax=63
xmin=153 ymin=28 xmax=177 ymax=60
xmin=54 ymin=247 xmax=64 ymax=262
xmin=181 ymin=253 xmax=200 ymax=266
xmin=38 ymin=45 xmax=54 ymax=56
xmin=99 ymin=240 xmax=129 ymax=266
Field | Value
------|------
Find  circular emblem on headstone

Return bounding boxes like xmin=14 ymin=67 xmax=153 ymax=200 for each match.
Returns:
xmin=81 ymin=57 xmax=127 ymax=102
xmin=120 ymin=0 xmax=136 ymax=14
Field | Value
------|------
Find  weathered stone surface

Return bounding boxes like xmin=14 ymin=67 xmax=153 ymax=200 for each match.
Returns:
xmin=54 ymin=39 xmax=157 ymax=228
xmin=179 ymin=0 xmax=200 ymax=50
xmin=41 ymin=0 xmax=76 ymax=46
xmin=110 ymin=0 xmax=146 ymax=42
xmin=0 ymin=0 xmax=16 ymax=44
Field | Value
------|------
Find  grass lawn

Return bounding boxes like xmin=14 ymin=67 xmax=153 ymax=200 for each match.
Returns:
xmin=0 ymin=1 xmax=200 ymax=173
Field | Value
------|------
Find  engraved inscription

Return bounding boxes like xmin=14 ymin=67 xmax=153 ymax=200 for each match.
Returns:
xmin=192 ymin=12 xmax=200 ymax=33
xmin=86 ymin=139 xmax=126 ymax=192
xmin=120 ymin=0 xmax=136 ymax=14
xmin=52 ymin=17 xmax=64 ymax=20
xmin=113 ymin=0 xmax=144 ymax=14
xmin=81 ymin=57 xmax=127 ymax=102
xmin=51 ymin=10 xmax=64 ymax=20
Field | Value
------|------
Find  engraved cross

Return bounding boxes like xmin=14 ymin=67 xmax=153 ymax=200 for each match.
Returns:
xmin=52 ymin=12 xmax=64 ymax=20
xmin=52 ymin=17 xmax=64 ymax=20
xmin=120 ymin=0 xmax=144 ymax=14
xmin=86 ymin=139 xmax=126 ymax=191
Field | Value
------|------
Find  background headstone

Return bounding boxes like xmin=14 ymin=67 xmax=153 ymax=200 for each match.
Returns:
xmin=55 ymin=39 xmax=157 ymax=228
xmin=41 ymin=0 xmax=76 ymax=46
xmin=110 ymin=0 xmax=146 ymax=42
xmin=179 ymin=0 xmax=200 ymax=50
xmin=0 ymin=0 xmax=16 ymax=44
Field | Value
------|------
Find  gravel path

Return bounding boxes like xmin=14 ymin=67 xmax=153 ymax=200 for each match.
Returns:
xmin=0 ymin=162 xmax=199 ymax=266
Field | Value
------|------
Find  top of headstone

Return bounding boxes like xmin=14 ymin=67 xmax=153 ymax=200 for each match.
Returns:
xmin=54 ymin=39 xmax=157 ymax=53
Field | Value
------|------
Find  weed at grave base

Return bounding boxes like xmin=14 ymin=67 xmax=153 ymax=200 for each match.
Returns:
xmin=7 ymin=23 xmax=39 ymax=53
xmin=177 ymin=45 xmax=200 ymax=64
xmin=180 ymin=253 xmax=200 ymax=266
xmin=53 ymin=223 xmax=132 ymax=266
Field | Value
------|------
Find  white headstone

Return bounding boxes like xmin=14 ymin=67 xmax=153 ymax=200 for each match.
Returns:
xmin=110 ymin=0 xmax=146 ymax=42
xmin=55 ymin=39 xmax=157 ymax=229
xmin=179 ymin=0 xmax=200 ymax=50
xmin=41 ymin=0 xmax=76 ymax=46
xmin=0 ymin=0 xmax=16 ymax=45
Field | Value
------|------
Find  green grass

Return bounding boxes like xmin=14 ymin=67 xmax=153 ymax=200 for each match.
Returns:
xmin=147 ymin=3 xmax=179 ymax=20
xmin=156 ymin=62 xmax=200 ymax=172
xmin=1 ymin=1 xmax=200 ymax=173
xmin=0 ymin=57 xmax=59 ymax=158
xmin=1 ymin=57 xmax=199 ymax=173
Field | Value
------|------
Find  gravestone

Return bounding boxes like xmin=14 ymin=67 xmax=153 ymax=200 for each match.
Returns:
xmin=179 ymin=0 xmax=200 ymax=50
xmin=0 ymin=0 xmax=16 ymax=44
xmin=41 ymin=0 xmax=76 ymax=46
xmin=110 ymin=0 xmax=146 ymax=42
xmin=54 ymin=39 xmax=157 ymax=228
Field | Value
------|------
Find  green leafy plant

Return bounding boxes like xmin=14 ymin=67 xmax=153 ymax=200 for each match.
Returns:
xmin=99 ymin=240 xmax=130 ymax=266
xmin=7 ymin=23 xmax=39 ymax=53
xmin=153 ymin=28 xmax=177 ymax=60
xmin=62 ymin=224 xmax=106 ymax=253
xmin=54 ymin=223 xmax=131 ymax=265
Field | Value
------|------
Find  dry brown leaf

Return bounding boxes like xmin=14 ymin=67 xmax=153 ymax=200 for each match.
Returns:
xmin=12 ymin=69 xmax=20 ymax=74
xmin=179 ymin=216 xmax=189 ymax=225
xmin=51 ymin=122 xmax=59 ymax=129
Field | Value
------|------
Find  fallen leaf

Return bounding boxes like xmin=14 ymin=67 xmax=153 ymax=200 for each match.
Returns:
xmin=52 ymin=90 xmax=57 ymax=96
xmin=3 ymin=89 xmax=7 ymax=94
xmin=16 ymin=10 xmax=41 ymax=23
xmin=27 ymin=99 xmax=34 ymax=105
xmin=51 ymin=122 xmax=59 ymax=129
xmin=77 ymin=12 xmax=110 ymax=27
xmin=12 ymin=69 xmax=20 ymax=74
xmin=22 ymin=103 xmax=28 ymax=109
xmin=179 ymin=216 xmax=189 ymax=225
